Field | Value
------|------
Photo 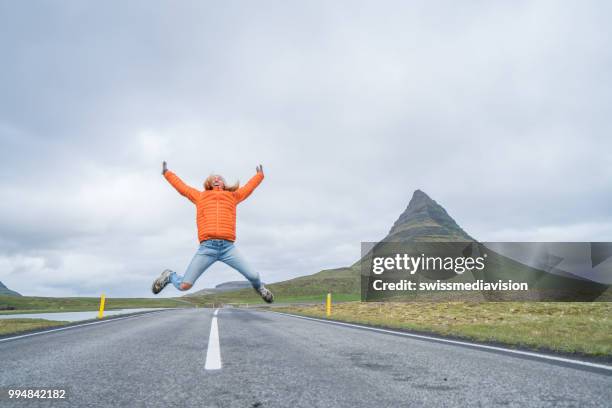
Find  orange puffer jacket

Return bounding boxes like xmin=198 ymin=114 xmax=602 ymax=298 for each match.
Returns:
xmin=164 ymin=170 xmax=264 ymax=242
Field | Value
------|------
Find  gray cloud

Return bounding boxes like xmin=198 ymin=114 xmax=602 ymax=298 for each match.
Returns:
xmin=1 ymin=1 xmax=610 ymax=296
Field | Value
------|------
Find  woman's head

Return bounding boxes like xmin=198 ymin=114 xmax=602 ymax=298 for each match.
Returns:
xmin=204 ymin=174 xmax=240 ymax=192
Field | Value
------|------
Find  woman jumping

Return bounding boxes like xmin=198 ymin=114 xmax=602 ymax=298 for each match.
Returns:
xmin=151 ymin=161 xmax=274 ymax=303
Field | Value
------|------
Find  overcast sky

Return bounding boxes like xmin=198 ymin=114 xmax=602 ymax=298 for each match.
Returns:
xmin=1 ymin=1 xmax=610 ymax=297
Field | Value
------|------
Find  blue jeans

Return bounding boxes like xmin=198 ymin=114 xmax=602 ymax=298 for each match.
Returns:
xmin=170 ymin=239 xmax=262 ymax=290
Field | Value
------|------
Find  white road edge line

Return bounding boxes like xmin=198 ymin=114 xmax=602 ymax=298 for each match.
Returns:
xmin=270 ymin=311 xmax=612 ymax=373
xmin=0 ymin=310 xmax=171 ymax=343
xmin=205 ymin=309 xmax=222 ymax=370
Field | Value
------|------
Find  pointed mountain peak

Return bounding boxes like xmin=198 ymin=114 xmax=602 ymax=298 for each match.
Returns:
xmin=386 ymin=190 xmax=473 ymax=242
xmin=413 ymin=189 xmax=430 ymax=198
xmin=407 ymin=189 xmax=434 ymax=209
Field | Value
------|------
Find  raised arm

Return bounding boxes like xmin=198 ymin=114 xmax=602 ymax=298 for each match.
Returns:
xmin=162 ymin=161 xmax=199 ymax=203
xmin=234 ymin=164 xmax=264 ymax=203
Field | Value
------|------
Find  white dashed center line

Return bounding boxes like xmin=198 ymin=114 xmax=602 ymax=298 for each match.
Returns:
xmin=205 ymin=309 xmax=222 ymax=370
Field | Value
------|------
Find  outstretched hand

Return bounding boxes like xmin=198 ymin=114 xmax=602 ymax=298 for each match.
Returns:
xmin=162 ymin=161 xmax=168 ymax=175
xmin=256 ymin=164 xmax=264 ymax=175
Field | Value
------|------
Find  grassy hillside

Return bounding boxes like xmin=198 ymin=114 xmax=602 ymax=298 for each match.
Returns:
xmin=185 ymin=266 xmax=361 ymax=305
xmin=0 ymin=295 xmax=193 ymax=314
xmin=269 ymin=266 xmax=360 ymax=295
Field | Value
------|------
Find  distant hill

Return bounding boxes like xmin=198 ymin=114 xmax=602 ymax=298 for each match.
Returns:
xmin=188 ymin=281 xmax=252 ymax=296
xmin=0 ymin=281 xmax=21 ymax=296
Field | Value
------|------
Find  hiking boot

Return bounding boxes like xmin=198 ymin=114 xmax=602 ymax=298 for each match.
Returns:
xmin=256 ymin=285 xmax=274 ymax=303
xmin=152 ymin=269 xmax=173 ymax=294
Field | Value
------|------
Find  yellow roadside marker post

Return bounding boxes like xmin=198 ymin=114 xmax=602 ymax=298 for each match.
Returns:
xmin=326 ymin=293 xmax=332 ymax=317
xmin=98 ymin=294 xmax=106 ymax=319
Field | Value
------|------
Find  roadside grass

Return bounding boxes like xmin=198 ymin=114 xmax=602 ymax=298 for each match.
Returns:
xmin=0 ymin=295 xmax=192 ymax=314
xmin=0 ymin=318 xmax=68 ymax=336
xmin=275 ymin=302 xmax=612 ymax=357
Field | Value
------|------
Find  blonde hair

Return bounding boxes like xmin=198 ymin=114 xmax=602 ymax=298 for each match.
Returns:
xmin=204 ymin=174 xmax=240 ymax=192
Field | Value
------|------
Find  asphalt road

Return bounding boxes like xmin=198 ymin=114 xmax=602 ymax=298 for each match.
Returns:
xmin=0 ymin=308 xmax=610 ymax=408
